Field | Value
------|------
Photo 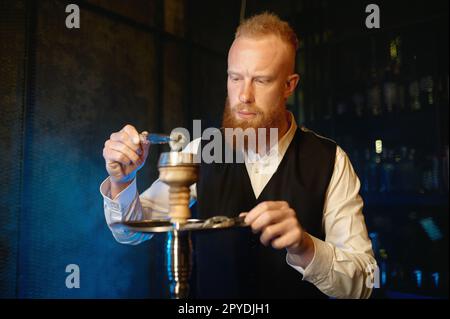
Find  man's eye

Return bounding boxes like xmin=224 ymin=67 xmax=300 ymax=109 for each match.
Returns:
xmin=230 ymin=77 xmax=240 ymax=82
xmin=255 ymin=79 xmax=268 ymax=84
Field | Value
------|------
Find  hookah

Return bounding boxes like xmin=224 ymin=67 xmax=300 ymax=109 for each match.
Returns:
xmin=111 ymin=130 xmax=247 ymax=298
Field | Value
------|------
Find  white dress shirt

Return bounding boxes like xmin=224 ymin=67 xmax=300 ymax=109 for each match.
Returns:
xmin=100 ymin=112 xmax=377 ymax=299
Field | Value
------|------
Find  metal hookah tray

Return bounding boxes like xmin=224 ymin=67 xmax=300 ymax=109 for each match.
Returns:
xmin=110 ymin=216 xmax=248 ymax=233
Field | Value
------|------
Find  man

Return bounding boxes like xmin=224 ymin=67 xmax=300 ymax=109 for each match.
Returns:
xmin=101 ymin=13 xmax=376 ymax=299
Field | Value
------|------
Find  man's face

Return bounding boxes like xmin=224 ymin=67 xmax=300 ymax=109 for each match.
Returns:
xmin=222 ymin=35 xmax=298 ymax=131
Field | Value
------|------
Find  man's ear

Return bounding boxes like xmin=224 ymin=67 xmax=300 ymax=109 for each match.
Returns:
xmin=284 ymin=73 xmax=300 ymax=98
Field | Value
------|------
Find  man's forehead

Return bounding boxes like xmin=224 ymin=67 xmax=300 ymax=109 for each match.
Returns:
xmin=229 ymin=35 xmax=289 ymax=56
xmin=228 ymin=35 xmax=290 ymax=73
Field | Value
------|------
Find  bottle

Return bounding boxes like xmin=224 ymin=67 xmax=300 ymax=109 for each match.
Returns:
xmin=383 ymin=68 xmax=396 ymax=114
xmin=379 ymin=147 xmax=387 ymax=192
xmin=431 ymin=154 xmax=440 ymax=191
xmin=362 ymin=148 xmax=371 ymax=193
xmin=420 ymin=75 xmax=435 ymax=108
xmin=368 ymin=37 xmax=382 ymax=116
xmin=408 ymin=55 xmax=421 ymax=111
xmin=369 ymin=232 xmax=389 ymax=292
xmin=392 ymin=36 xmax=406 ymax=113
xmin=352 ymin=92 xmax=365 ymax=118
xmin=380 ymin=148 xmax=395 ymax=193
xmin=396 ymin=146 xmax=409 ymax=192
xmin=352 ymin=50 xmax=366 ymax=118
xmin=418 ymin=40 xmax=435 ymax=108
xmin=443 ymin=146 xmax=449 ymax=192
xmin=392 ymin=147 xmax=401 ymax=192
xmin=407 ymin=148 xmax=419 ymax=192
xmin=371 ymin=148 xmax=381 ymax=192
xmin=383 ymin=37 xmax=401 ymax=114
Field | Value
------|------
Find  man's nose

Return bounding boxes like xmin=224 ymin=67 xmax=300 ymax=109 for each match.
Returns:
xmin=239 ymin=80 xmax=255 ymax=104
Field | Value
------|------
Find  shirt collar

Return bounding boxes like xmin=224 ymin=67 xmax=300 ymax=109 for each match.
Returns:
xmin=246 ymin=111 xmax=298 ymax=162
xmin=277 ymin=111 xmax=298 ymax=159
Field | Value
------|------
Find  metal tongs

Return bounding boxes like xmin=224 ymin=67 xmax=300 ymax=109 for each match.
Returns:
xmin=201 ymin=216 xmax=247 ymax=229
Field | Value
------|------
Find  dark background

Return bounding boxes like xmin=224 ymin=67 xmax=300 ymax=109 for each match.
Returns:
xmin=0 ymin=0 xmax=448 ymax=298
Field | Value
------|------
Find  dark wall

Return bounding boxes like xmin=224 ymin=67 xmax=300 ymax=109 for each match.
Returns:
xmin=0 ymin=0 xmax=27 ymax=298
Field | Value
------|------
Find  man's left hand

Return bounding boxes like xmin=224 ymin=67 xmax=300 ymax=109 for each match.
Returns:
xmin=241 ymin=201 xmax=314 ymax=258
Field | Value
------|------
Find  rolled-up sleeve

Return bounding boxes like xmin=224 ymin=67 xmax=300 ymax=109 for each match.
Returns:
xmin=100 ymin=177 xmax=154 ymax=245
xmin=286 ymin=146 xmax=377 ymax=299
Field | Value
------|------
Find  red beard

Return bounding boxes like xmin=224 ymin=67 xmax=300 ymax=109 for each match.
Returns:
xmin=221 ymin=97 xmax=286 ymax=131
xmin=221 ymin=97 xmax=286 ymax=152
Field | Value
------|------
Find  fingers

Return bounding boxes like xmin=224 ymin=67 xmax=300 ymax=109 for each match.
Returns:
xmin=103 ymin=125 xmax=150 ymax=178
xmin=110 ymin=125 xmax=141 ymax=153
xmin=110 ymin=131 xmax=140 ymax=153
xmin=122 ymin=124 xmax=140 ymax=145
xmin=244 ymin=201 xmax=290 ymax=225
xmin=259 ymin=218 xmax=298 ymax=247
xmin=103 ymin=147 xmax=133 ymax=166
xmin=106 ymin=140 xmax=140 ymax=164
xmin=103 ymin=125 xmax=150 ymax=183
xmin=250 ymin=209 xmax=293 ymax=233
xmin=241 ymin=201 xmax=302 ymax=250
xmin=140 ymin=137 xmax=150 ymax=159
xmin=270 ymin=227 xmax=303 ymax=250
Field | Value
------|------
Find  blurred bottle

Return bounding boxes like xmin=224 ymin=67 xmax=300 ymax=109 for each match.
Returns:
xmin=394 ymin=147 xmax=407 ymax=192
xmin=394 ymin=37 xmax=407 ymax=113
xmin=362 ymin=147 xmax=380 ymax=193
xmin=394 ymin=146 xmax=419 ymax=193
xmin=407 ymin=148 xmax=421 ymax=192
xmin=408 ymin=55 xmax=421 ymax=111
xmin=352 ymin=48 xmax=368 ymax=118
xmin=352 ymin=92 xmax=365 ymax=118
xmin=412 ymin=268 xmax=424 ymax=293
xmin=362 ymin=148 xmax=371 ymax=193
xmin=420 ymin=75 xmax=435 ymax=108
xmin=417 ymin=39 xmax=435 ymax=108
xmin=382 ymin=68 xmax=396 ymax=114
xmin=443 ymin=146 xmax=449 ymax=192
xmin=372 ymin=149 xmax=381 ymax=192
xmin=378 ymin=147 xmax=386 ymax=192
xmin=351 ymin=149 xmax=362 ymax=177
xmin=370 ymin=232 xmax=389 ymax=290
xmin=368 ymin=37 xmax=382 ymax=116
xmin=380 ymin=148 xmax=395 ymax=193
xmin=431 ymin=271 xmax=442 ymax=293
xmin=336 ymin=101 xmax=348 ymax=117
xmin=368 ymin=74 xmax=383 ymax=116
xmin=431 ymin=154 xmax=440 ymax=191
xmin=422 ymin=153 xmax=440 ymax=193
xmin=383 ymin=36 xmax=402 ymax=114
xmin=392 ymin=147 xmax=402 ymax=192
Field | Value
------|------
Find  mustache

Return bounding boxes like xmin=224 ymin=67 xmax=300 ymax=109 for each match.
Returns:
xmin=232 ymin=103 xmax=262 ymax=114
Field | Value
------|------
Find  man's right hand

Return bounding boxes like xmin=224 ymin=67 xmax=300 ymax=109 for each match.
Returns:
xmin=103 ymin=124 xmax=150 ymax=185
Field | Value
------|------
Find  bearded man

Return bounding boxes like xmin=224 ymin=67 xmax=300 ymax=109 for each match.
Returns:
xmin=101 ymin=12 xmax=376 ymax=299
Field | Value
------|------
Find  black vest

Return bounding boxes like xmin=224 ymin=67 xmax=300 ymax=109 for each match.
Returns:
xmin=192 ymin=127 xmax=336 ymax=298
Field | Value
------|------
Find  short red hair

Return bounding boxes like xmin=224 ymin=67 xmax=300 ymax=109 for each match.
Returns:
xmin=235 ymin=12 xmax=299 ymax=53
